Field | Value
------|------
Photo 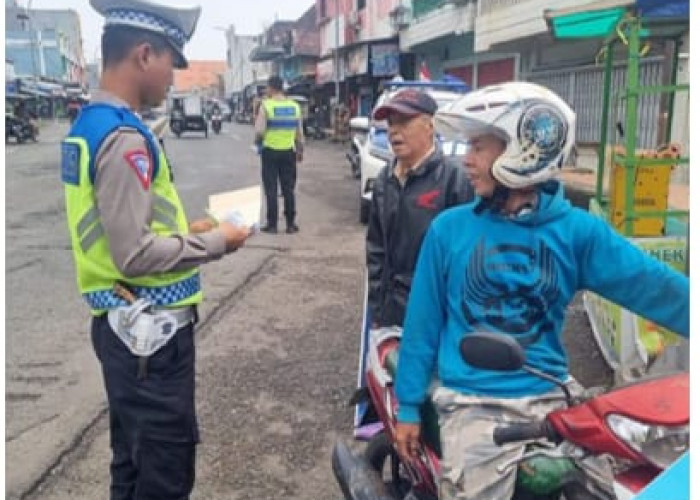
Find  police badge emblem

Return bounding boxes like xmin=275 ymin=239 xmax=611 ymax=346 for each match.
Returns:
xmin=124 ymin=149 xmax=153 ymax=189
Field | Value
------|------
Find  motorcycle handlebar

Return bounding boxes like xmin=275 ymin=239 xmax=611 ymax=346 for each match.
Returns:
xmin=493 ymin=421 xmax=554 ymax=446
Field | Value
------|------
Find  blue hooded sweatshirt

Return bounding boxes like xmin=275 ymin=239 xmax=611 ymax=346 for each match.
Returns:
xmin=395 ymin=181 xmax=689 ymax=424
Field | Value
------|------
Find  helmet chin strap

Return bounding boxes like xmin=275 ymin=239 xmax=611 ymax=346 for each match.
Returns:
xmin=475 ymin=181 xmax=539 ymax=216
xmin=474 ymin=178 xmax=510 ymax=215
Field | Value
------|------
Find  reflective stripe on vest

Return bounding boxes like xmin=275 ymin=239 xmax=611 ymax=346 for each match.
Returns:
xmin=262 ymin=99 xmax=300 ymax=150
xmin=152 ymin=194 xmax=180 ymax=233
xmin=77 ymin=206 xmax=103 ymax=252
xmin=75 ymin=194 xmax=180 ymax=253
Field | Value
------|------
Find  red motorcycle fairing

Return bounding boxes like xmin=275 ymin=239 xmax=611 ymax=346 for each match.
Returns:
xmin=365 ymin=336 xmax=441 ymax=498
xmin=547 ymin=373 xmax=688 ymax=463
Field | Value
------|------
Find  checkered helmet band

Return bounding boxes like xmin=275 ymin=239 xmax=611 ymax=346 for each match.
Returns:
xmin=105 ymin=8 xmax=187 ymax=49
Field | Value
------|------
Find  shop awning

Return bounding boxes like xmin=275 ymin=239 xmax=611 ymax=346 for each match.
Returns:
xmin=5 ymin=91 xmax=30 ymax=101
xmin=545 ymin=0 xmax=689 ymax=39
xmin=19 ymin=88 xmax=51 ymax=98
xmin=547 ymin=7 xmax=627 ymax=38
xmin=249 ymin=45 xmax=286 ymax=62
xmin=38 ymin=81 xmax=67 ymax=98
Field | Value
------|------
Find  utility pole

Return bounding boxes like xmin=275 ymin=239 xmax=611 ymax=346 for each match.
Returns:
xmin=333 ymin=0 xmax=340 ymax=105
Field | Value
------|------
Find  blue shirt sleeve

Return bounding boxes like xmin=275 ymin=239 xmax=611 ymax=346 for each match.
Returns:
xmin=579 ymin=216 xmax=689 ymax=337
xmin=396 ymin=225 xmax=446 ymax=423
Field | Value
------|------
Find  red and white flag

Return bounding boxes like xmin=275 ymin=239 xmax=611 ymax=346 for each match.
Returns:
xmin=419 ymin=61 xmax=431 ymax=81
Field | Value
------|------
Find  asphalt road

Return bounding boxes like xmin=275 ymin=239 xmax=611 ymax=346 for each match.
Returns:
xmin=5 ymin=119 xmax=611 ymax=500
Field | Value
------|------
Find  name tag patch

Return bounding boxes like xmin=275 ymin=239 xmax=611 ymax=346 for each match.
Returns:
xmin=61 ymin=142 xmax=81 ymax=185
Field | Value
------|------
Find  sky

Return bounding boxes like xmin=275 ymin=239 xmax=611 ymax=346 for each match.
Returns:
xmin=26 ymin=0 xmax=315 ymax=63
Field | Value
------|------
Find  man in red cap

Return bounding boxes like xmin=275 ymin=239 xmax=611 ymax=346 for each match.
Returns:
xmin=366 ymin=88 xmax=474 ymax=330
xmin=356 ymin=88 xmax=473 ymax=433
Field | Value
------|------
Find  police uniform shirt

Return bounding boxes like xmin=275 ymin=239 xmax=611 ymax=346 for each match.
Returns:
xmin=91 ymin=90 xmax=227 ymax=275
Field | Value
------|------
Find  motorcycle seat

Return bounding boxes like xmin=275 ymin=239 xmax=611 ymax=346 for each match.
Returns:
xmin=384 ymin=348 xmax=442 ymax=458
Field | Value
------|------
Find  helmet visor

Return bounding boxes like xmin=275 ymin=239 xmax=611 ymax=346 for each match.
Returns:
xmin=434 ymin=111 xmax=509 ymax=145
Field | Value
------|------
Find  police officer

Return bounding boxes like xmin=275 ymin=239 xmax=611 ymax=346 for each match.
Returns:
xmin=61 ymin=1 xmax=251 ymax=498
xmin=255 ymin=75 xmax=304 ymax=234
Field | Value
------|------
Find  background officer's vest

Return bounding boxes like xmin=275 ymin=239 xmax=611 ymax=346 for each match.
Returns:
xmin=61 ymin=103 xmax=202 ymax=315
xmin=262 ymin=98 xmax=300 ymax=151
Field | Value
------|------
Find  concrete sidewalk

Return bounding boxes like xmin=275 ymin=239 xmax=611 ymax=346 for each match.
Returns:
xmin=559 ymin=168 xmax=689 ymax=211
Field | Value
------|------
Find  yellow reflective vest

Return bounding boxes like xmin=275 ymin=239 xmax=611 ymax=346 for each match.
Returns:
xmin=262 ymin=98 xmax=301 ymax=150
xmin=61 ymin=103 xmax=202 ymax=315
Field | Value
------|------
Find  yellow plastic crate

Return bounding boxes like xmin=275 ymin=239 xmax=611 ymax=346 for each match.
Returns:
xmin=608 ymin=145 xmax=680 ymax=236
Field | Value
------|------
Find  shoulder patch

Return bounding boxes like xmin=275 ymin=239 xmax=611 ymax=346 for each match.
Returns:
xmin=61 ymin=142 xmax=81 ymax=185
xmin=124 ymin=149 xmax=153 ymax=190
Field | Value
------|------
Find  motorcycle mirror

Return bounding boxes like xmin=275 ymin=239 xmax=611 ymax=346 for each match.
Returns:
xmin=459 ymin=332 xmax=525 ymax=371
xmin=460 ymin=332 xmax=576 ymax=406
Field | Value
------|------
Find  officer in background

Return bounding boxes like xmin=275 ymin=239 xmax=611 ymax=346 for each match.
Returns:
xmin=61 ymin=1 xmax=252 ymax=498
xmin=255 ymin=75 xmax=304 ymax=234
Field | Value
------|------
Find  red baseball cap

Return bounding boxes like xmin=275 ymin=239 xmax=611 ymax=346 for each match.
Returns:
xmin=373 ymin=89 xmax=438 ymax=121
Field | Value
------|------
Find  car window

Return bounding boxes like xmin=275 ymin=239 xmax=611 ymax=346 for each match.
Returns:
xmin=442 ymin=140 xmax=470 ymax=157
xmin=435 ymin=98 xmax=455 ymax=110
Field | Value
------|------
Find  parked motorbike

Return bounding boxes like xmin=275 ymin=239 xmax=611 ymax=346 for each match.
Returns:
xmin=346 ymin=117 xmax=369 ymax=179
xmin=5 ymin=113 xmax=38 ymax=143
xmin=305 ymin=113 xmax=327 ymax=140
xmin=211 ymin=111 xmax=222 ymax=134
xmin=332 ymin=329 xmax=689 ymax=500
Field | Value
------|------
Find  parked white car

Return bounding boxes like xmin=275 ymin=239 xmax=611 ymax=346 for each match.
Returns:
xmin=353 ymin=79 xmax=471 ymax=224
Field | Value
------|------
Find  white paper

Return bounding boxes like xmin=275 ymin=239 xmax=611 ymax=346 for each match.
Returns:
xmin=207 ymin=185 xmax=261 ymax=230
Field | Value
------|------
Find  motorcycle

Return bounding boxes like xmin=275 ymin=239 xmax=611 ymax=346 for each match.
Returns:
xmin=331 ymin=329 xmax=689 ymax=500
xmin=346 ymin=117 xmax=369 ymax=180
xmin=211 ymin=111 xmax=222 ymax=134
xmin=5 ymin=113 xmax=38 ymax=144
xmin=305 ymin=110 xmax=327 ymax=140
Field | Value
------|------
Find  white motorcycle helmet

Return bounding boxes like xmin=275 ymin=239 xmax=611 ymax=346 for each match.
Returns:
xmin=435 ymin=81 xmax=576 ymax=190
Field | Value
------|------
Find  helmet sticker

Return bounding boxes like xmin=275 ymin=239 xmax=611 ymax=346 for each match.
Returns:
xmin=518 ymin=102 xmax=567 ymax=163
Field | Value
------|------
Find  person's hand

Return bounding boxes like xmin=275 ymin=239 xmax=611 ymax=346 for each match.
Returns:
xmin=219 ymin=221 xmax=252 ymax=252
xmin=189 ymin=218 xmax=217 ymax=234
xmin=395 ymin=422 xmax=421 ymax=462
xmin=296 ymin=151 xmax=303 ymax=163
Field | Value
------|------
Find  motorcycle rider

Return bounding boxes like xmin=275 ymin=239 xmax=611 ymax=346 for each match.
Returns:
xmin=393 ymin=81 xmax=689 ymax=500
xmin=211 ymin=102 xmax=222 ymax=133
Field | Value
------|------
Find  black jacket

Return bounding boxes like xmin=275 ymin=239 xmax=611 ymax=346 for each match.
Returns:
xmin=366 ymin=148 xmax=474 ymax=327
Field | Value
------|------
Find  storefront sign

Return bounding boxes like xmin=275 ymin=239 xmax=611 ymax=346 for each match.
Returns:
xmin=346 ymin=45 xmax=369 ymax=76
xmin=371 ymin=43 xmax=399 ymax=77
xmin=316 ymin=59 xmax=334 ymax=85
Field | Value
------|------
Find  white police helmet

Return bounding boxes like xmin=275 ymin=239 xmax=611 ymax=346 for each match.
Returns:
xmin=435 ymin=82 xmax=575 ymax=189
xmin=91 ymin=0 xmax=201 ymax=69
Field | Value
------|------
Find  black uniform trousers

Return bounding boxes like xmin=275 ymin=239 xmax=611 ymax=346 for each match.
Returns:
xmin=261 ymin=147 xmax=297 ymax=228
xmin=91 ymin=315 xmax=199 ymax=500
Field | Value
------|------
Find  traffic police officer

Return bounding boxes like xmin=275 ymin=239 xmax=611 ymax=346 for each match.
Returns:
xmin=255 ymin=75 xmax=304 ymax=234
xmin=61 ymin=0 xmax=251 ymax=498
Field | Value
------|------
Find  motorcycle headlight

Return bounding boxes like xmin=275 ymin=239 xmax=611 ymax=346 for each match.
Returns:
xmin=606 ymin=414 xmax=689 ymax=469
